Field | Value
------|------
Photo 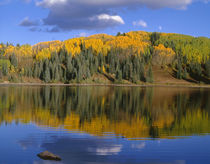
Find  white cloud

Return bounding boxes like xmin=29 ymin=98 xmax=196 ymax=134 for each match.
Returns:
xmin=22 ymin=0 xmax=209 ymax=32
xmin=77 ymin=32 xmax=89 ymax=37
xmin=133 ymin=20 xmax=147 ymax=28
xmin=158 ymin=26 xmax=162 ymax=30
xmin=36 ymin=0 xmax=194 ymax=9
xmin=94 ymin=14 xmax=125 ymax=25
xmin=36 ymin=0 xmax=67 ymax=7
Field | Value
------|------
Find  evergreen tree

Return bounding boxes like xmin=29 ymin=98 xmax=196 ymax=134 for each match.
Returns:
xmin=77 ymin=67 xmax=83 ymax=83
xmin=24 ymin=66 xmax=32 ymax=77
xmin=43 ymin=67 xmax=51 ymax=83
xmin=177 ymin=61 xmax=183 ymax=79
xmin=183 ymin=67 xmax=188 ymax=79
xmin=116 ymin=32 xmax=121 ymax=36
xmin=150 ymin=32 xmax=160 ymax=46
xmin=131 ymin=70 xmax=138 ymax=83
xmin=116 ymin=68 xmax=122 ymax=82
xmin=139 ymin=62 xmax=145 ymax=81
xmin=109 ymin=57 xmax=115 ymax=74
xmin=54 ymin=66 xmax=60 ymax=82
xmin=9 ymin=54 xmax=18 ymax=68
xmin=93 ymin=57 xmax=99 ymax=73
xmin=205 ymin=59 xmax=210 ymax=78
xmin=0 ymin=69 xmax=2 ymax=79
xmin=33 ymin=62 xmax=40 ymax=78
xmin=2 ymin=63 xmax=8 ymax=76
xmin=146 ymin=65 xmax=153 ymax=83
xmin=43 ymin=59 xmax=51 ymax=83
xmin=195 ymin=63 xmax=202 ymax=77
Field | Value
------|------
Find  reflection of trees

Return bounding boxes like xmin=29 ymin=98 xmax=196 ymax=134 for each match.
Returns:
xmin=0 ymin=86 xmax=209 ymax=139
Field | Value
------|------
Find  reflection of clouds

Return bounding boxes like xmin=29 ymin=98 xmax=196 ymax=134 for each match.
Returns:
xmin=33 ymin=160 xmax=63 ymax=164
xmin=18 ymin=137 xmax=41 ymax=150
xmin=40 ymin=136 xmax=124 ymax=164
xmin=131 ymin=142 xmax=145 ymax=150
xmin=88 ymin=145 xmax=122 ymax=155
xmin=133 ymin=160 xmax=186 ymax=164
xmin=174 ymin=160 xmax=185 ymax=164
xmin=17 ymin=133 xmax=186 ymax=164
xmin=157 ymin=161 xmax=186 ymax=164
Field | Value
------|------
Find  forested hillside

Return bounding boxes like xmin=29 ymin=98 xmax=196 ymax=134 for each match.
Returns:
xmin=0 ymin=31 xmax=210 ymax=84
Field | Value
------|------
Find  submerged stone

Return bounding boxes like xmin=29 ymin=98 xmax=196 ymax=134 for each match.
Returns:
xmin=37 ymin=151 xmax=61 ymax=161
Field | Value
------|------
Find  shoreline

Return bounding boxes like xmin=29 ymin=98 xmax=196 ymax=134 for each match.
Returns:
xmin=0 ymin=82 xmax=210 ymax=88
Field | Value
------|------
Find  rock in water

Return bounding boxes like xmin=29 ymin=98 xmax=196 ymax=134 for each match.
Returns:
xmin=37 ymin=151 xmax=61 ymax=161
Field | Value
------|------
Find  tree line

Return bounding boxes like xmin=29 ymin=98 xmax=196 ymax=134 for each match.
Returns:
xmin=0 ymin=31 xmax=210 ymax=84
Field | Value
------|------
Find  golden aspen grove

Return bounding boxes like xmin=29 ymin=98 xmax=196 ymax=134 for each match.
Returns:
xmin=0 ymin=31 xmax=210 ymax=84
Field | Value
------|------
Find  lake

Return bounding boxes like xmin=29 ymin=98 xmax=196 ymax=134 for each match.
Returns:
xmin=0 ymin=86 xmax=210 ymax=164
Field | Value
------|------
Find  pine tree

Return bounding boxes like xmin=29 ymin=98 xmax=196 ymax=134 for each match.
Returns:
xmin=183 ymin=67 xmax=188 ymax=79
xmin=177 ymin=61 xmax=182 ymax=79
xmin=205 ymin=59 xmax=210 ymax=78
xmin=10 ymin=54 xmax=18 ymax=68
xmin=94 ymin=57 xmax=99 ymax=73
xmin=195 ymin=63 xmax=202 ymax=77
xmin=150 ymin=32 xmax=160 ymax=46
xmin=33 ymin=62 xmax=40 ymax=78
xmin=139 ymin=62 xmax=145 ymax=82
xmin=116 ymin=68 xmax=122 ymax=82
xmin=0 ymin=69 xmax=2 ymax=79
xmin=43 ymin=67 xmax=51 ymax=82
xmin=77 ymin=67 xmax=83 ymax=83
xmin=131 ymin=70 xmax=137 ymax=83
xmin=66 ymin=55 xmax=73 ymax=80
xmin=146 ymin=65 xmax=153 ymax=83
xmin=109 ymin=57 xmax=115 ymax=74
xmin=43 ymin=59 xmax=51 ymax=83
xmin=116 ymin=32 xmax=121 ymax=36
xmin=2 ymin=63 xmax=8 ymax=76
xmin=54 ymin=66 xmax=60 ymax=82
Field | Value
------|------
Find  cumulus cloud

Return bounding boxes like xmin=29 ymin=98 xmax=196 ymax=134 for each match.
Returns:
xmin=158 ymin=26 xmax=162 ymax=30
xmin=133 ymin=20 xmax=147 ymax=28
xmin=35 ymin=0 xmax=126 ymax=32
xmin=36 ymin=0 xmax=194 ymax=9
xmin=36 ymin=0 xmax=67 ymax=7
xmin=77 ymin=32 xmax=89 ymax=37
xmin=21 ymin=0 xmax=208 ymax=32
xmin=19 ymin=17 xmax=39 ymax=27
xmin=95 ymin=14 xmax=124 ymax=25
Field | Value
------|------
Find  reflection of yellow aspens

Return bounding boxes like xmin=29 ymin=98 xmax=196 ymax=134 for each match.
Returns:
xmin=64 ymin=114 xmax=149 ymax=138
xmin=0 ymin=87 xmax=210 ymax=139
xmin=1 ymin=107 xmax=210 ymax=139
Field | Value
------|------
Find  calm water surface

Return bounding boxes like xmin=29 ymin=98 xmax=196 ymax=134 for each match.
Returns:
xmin=0 ymin=86 xmax=210 ymax=164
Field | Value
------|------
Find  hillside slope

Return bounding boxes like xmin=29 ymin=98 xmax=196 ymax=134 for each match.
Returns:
xmin=0 ymin=31 xmax=210 ymax=85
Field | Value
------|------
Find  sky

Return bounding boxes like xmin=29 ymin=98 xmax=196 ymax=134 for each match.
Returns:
xmin=0 ymin=0 xmax=209 ymax=45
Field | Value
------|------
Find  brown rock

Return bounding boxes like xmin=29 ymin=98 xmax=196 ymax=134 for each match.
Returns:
xmin=37 ymin=151 xmax=61 ymax=161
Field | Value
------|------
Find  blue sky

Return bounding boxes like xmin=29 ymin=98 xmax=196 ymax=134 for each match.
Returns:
xmin=0 ymin=0 xmax=209 ymax=45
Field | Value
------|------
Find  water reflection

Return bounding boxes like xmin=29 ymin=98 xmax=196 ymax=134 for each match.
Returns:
xmin=0 ymin=86 xmax=210 ymax=139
